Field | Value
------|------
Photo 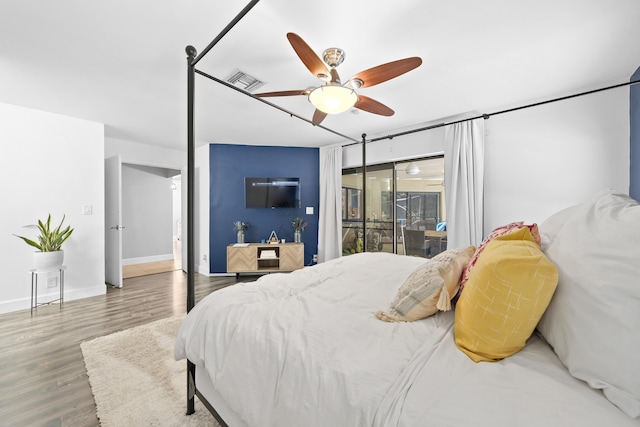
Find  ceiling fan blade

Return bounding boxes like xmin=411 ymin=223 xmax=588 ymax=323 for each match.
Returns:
xmin=287 ymin=33 xmax=330 ymax=79
xmin=351 ymin=57 xmax=422 ymax=89
xmin=355 ymin=95 xmax=394 ymax=116
xmin=254 ymin=90 xmax=309 ymax=98
xmin=312 ymin=109 xmax=328 ymax=125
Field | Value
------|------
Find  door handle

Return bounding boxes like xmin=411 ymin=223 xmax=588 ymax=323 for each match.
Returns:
xmin=110 ymin=225 xmax=125 ymax=230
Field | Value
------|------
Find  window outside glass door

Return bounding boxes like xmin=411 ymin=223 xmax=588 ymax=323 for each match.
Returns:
xmin=341 ymin=164 xmax=394 ymax=255
xmin=396 ymin=158 xmax=446 ymax=257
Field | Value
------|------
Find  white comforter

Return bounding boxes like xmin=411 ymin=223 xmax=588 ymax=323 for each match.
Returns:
xmin=175 ymin=252 xmax=638 ymax=427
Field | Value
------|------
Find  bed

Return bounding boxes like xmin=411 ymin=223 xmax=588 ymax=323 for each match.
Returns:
xmin=175 ymin=190 xmax=640 ymax=426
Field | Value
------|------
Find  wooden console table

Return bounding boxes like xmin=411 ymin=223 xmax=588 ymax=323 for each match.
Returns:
xmin=227 ymin=243 xmax=304 ymax=276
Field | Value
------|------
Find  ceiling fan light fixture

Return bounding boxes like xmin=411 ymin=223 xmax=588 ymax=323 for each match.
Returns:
xmin=308 ymin=84 xmax=358 ymax=114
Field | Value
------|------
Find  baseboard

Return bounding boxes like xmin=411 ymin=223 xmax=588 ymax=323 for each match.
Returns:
xmin=0 ymin=297 xmax=31 ymax=315
xmin=66 ymin=285 xmax=107 ymax=301
xmin=195 ymin=262 xmax=238 ymax=277
xmin=0 ymin=284 xmax=106 ymax=315
xmin=123 ymin=254 xmax=174 ymax=266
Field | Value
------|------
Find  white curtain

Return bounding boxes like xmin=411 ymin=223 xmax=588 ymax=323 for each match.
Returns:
xmin=444 ymin=118 xmax=485 ymax=249
xmin=318 ymin=145 xmax=343 ymax=262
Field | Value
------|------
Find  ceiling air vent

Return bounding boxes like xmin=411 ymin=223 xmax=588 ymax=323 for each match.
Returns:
xmin=226 ymin=69 xmax=265 ymax=93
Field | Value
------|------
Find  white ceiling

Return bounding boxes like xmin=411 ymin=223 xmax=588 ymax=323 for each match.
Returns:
xmin=2 ymin=0 xmax=639 ymax=151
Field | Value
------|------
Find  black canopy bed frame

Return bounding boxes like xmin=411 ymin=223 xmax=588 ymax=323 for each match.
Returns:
xmin=183 ymin=1 xmax=639 ymax=424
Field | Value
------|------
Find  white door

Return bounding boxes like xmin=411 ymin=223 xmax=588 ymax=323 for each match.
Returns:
xmin=105 ymin=155 xmax=123 ymax=287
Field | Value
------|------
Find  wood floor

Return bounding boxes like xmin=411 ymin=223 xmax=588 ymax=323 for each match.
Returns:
xmin=123 ymin=239 xmax=183 ymax=279
xmin=122 ymin=258 xmax=182 ymax=279
xmin=0 ymin=270 xmax=254 ymax=427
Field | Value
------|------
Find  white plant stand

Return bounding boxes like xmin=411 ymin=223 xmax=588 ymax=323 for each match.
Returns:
xmin=30 ymin=266 xmax=66 ymax=315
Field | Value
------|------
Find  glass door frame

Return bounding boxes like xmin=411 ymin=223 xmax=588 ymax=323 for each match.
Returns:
xmin=341 ymin=155 xmax=444 ymax=255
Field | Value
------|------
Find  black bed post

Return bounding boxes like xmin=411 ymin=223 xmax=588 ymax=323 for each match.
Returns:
xmin=361 ymin=133 xmax=367 ymax=252
xmin=183 ymin=2 xmax=262 ymax=419
xmin=186 ymin=44 xmax=197 ymax=416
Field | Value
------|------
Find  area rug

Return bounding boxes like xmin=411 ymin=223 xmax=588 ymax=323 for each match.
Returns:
xmin=81 ymin=316 xmax=219 ymax=426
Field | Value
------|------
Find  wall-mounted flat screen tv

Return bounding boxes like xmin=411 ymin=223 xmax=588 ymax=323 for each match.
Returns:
xmin=245 ymin=177 xmax=300 ymax=208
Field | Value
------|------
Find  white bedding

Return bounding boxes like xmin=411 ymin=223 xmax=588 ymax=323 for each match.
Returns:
xmin=175 ymin=252 xmax=638 ymax=427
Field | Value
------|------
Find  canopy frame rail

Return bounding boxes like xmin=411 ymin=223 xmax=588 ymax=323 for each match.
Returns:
xmin=353 ymin=78 xmax=640 ymax=147
xmin=194 ymin=69 xmax=360 ymax=144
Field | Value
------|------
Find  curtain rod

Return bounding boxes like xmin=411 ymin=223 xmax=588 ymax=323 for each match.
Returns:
xmin=344 ymin=78 xmax=640 ymax=148
xmin=194 ymin=69 xmax=360 ymax=144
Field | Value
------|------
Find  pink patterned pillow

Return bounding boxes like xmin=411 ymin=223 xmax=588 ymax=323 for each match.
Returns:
xmin=458 ymin=222 xmax=541 ymax=293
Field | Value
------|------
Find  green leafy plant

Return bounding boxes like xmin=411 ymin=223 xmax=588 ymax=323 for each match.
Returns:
xmin=232 ymin=220 xmax=249 ymax=232
xmin=14 ymin=214 xmax=74 ymax=252
xmin=291 ymin=217 xmax=308 ymax=232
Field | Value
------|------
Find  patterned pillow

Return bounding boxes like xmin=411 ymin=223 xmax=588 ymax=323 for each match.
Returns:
xmin=376 ymin=246 xmax=475 ymax=322
xmin=454 ymin=227 xmax=558 ymax=362
xmin=458 ymin=222 xmax=541 ymax=293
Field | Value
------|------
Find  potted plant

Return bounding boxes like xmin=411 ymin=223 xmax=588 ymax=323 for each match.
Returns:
xmin=291 ymin=217 xmax=307 ymax=243
xmin=14 ymin=214 xmax=74 ymax=270
xmin=232 ymin=220 xmax=249 ymax=244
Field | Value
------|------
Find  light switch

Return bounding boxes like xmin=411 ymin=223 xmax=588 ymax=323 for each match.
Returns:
xmin=83 ymin=204 xmax=93 ymax=215
xmin=306 ymin=206 xmax=314 ymax=215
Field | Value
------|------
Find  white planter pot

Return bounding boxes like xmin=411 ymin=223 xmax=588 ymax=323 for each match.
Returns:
xmin=33 ymin=250 xmax=64 ymax=271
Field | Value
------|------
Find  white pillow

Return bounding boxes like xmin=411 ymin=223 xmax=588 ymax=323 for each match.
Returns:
xmin=537 ymin=190 xmax=640 ymax=418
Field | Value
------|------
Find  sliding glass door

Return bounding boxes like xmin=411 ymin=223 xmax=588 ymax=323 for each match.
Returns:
xmin=342 ymin=164 xmax=395 ymax=255
xmin=395 ymin=158 xmax=446 ymax=257
xmin=342 ymin=156 xmax=446 ymax=258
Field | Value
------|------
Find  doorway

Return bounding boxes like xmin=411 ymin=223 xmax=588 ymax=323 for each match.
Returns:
xmin=122 ymin=174 xmax=182 ymax=278
xmin=121 ymin=166 xmax=182 ymax=278
xmin=106 ymin=159 xmax=183 ymax=283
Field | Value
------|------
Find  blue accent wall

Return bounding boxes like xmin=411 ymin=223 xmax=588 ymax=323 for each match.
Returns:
xmin=209 ymin=144 xmax=319 ymax=273
xmin=630 ymin=66 xmax=640 ymax=202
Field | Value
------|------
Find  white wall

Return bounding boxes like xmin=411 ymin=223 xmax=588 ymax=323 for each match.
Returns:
xmin=483 ymin=87 xmax=629 ymax=232
xmin=172 ymin=176 xmax=182 ymax=239
xmin=0 ymin=102 xmax=105 ymax=314
xmin=105 ymin=137 xmax=186 ymax=170
xmin=343 ymin=125 xmax=445 ymax=168
xmin=342 ymin=87 xmax=630 ymax=240
xmin=196 ymin=144 xmax=210 ymax=275
xmin=121 ymin=164 xmax=174 ymax=263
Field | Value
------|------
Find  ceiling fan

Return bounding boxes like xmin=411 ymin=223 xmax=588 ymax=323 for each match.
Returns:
xmin=254 ymin=33 xmax=422 ymax=125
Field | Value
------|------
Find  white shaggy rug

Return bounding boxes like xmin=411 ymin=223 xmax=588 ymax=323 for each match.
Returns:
xmin=81 ymin=316 xmax=219 ymax=426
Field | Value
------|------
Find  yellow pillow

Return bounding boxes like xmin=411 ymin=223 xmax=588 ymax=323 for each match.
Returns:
xmin=454 ymin=228 xmax=558 ymax=362
xmin=376 ymin=246 xmax=475 ymax=322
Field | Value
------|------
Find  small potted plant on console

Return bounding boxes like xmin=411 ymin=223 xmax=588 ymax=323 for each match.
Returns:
xmin=291 ymin=217 xmax=307 ymax=243
xmin=233 ymin=220 xmax=249 ymax=244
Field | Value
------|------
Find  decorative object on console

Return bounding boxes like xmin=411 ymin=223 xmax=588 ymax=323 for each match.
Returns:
xmin=291 ymin=217 xmax=307 ymax=243
xmin=259 ymin=250 xmax=277 ymax=259
xmin=268 ymin=230 xmax=279 ymax=244
xmin=232 ymin=220 xmax=249 ymax=244
xmin=14 ymin=213 xmax=74 ymax=270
